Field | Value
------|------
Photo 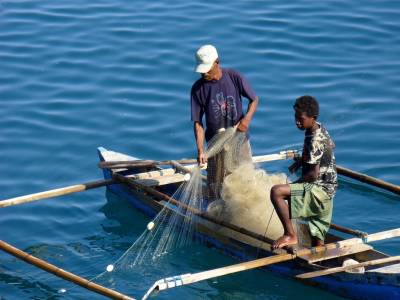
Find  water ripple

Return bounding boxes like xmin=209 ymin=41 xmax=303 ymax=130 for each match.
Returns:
xmin=1 ymin=0 xmax=400 ymax=299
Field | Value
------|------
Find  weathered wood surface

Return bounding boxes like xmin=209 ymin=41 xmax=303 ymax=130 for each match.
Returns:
xmin=368 ymin=262 xmax=400 ymax=274
xmin=329 ymin=223 xmax=367 ymax=238
xmin=142 ymin=252 xmax=297 ymax=300
xmin=134 ymin=173 xmax=188 ymax=187
xmin=100 ymin=150 xmax=299 ymax=170
xmin=297 ymin=256 xmax=400 ymax=279
xmin=298 ymin=242 xmax=373 ymax=263
xmin=142 ymin=227 xmax=400 ymax=299
xmin=366 ymin=228 xmax=400 ymax=243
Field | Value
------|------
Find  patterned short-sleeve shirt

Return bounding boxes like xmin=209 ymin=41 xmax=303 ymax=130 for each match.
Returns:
xmin=302 ymin=123 xmax=338 ymax=197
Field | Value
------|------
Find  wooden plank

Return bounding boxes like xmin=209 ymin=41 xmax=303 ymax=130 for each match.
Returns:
xmin=366 ymin=228 xmax=400 ymax=243
xmin=142 ymin=252 xmax=296 ymax=300
xmin=368 ymin=262 xmax=400 ymax=274
xmin=298 ymin=243 xmax=372 ymax=263
xmin=299 ymin=228 xmax=400 ymax=263
xmin=126 ymin=168 xmax=177 ymax=180
xmin=252 ymin=150 xmax=298 ymax=163
xmin=134 ymin=173 xmax=188 ymax=186
xmin=297 ymin=256 xmax=400 ymax=279
xmin=142 ymin=227 xmax=400 ymax=299
xmin=101 ymin=150 xmax=298 ymax=170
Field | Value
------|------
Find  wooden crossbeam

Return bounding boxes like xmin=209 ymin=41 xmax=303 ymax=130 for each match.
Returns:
xmin=298 ymin=242 xmax=372 ymax=263
xmin=134 ymin=173 xmax=188 ymax=187
xmin=100 ymin=150 xmax=299 ymax=170
xmin=142 ymin=227 xmax=400 ymax=299
xmin=0 ymin=179 xmax=114 ymax=208
xmin=296 ymin=256 xmax=400 ymax=279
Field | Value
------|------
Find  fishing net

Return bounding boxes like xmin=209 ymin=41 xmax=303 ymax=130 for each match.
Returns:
xmin=91 ymin=167 xmax=205 ymax=291
xmin=92 ymin=126 xmax=289 ymax=291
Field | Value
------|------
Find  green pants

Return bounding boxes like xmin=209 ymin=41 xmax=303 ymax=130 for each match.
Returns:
xmin=289 ymin=183 xmax=333 ymax=241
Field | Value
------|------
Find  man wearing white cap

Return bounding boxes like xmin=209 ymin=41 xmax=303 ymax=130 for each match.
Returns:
xmin=191 ymin=44 xmax=259 ymax=200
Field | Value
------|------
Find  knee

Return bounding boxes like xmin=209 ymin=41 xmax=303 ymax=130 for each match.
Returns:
xmin=270 ymin=185 xmax=281 ymax=202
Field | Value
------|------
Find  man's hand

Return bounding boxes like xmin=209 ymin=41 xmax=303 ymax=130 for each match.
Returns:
xmin=237 ymin=97 xmax=258 ymax=132
xmin=288 ymin=158 xmax=301 ymax=174
xmin=197 ymin=152 xmax=207 ymax=166
xmin=236 ymin=118 xmax=250 ymax=132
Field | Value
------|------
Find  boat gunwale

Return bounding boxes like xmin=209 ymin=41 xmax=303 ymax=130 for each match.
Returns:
xmin=97 ymin=147 xmax=400 ymax=299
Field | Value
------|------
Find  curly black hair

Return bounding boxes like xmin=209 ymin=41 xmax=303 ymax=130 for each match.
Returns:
xmin=293 ymin=95 xmax=319 ymax=118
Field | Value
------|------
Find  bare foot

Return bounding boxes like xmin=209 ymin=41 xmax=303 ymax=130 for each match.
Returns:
xmin=272 ymin=235 xmax=298 ymax=249
xmin=312 ymin=237 xmax=324 ymax=247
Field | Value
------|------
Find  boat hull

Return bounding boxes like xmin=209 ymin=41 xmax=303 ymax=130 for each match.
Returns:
xmin=98 ymin=147 xmax=400 ymax=300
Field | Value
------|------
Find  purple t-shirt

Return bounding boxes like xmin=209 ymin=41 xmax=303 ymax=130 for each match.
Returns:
xmin=191 ymin=68 xmax=257 ymax=141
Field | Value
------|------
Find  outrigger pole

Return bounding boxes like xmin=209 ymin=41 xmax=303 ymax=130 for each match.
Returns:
xmin=0 ymin=179 xmax=115 ymax=208
xmin=99 ymin=150 xmax=400 ymax=196
xmin=0 ymin=151 xmax=297 ymax=209
xmin=0 ymin=240 xmax=135 ymax=300
xmin=336 ymin=165 xmax=400 ymax=196
xmin=98 ymin=150 xmax=299 ymax=169
xmin=142 ymin=228 xmax=400 ymax=299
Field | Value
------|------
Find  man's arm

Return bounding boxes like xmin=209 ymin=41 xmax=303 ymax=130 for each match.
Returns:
xmin=194 ymin=121 xmax=207 ymax=165
xmin=237 ymin=96 xmax=259 ymax=132
xmin=294 ymin=163 xmax=319 ymax=183
xmin=288 ymin=156 xmax=302 ymax=174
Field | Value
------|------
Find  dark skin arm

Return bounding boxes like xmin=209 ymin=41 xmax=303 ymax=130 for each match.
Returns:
xmin=288 ymin=154 xmax=319 ymax=183
xmin=294 ymin=163 xmax=319 ymax=183
xmin=288 ymin=156 xmax=302 ymax=174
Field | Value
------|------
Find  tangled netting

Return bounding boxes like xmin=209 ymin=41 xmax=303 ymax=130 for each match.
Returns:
xmin=92 ymin=127 xmax=290 ymax=292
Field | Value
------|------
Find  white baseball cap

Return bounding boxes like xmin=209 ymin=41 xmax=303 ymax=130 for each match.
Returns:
xmin=195 ymin=45 xmax=218 ymax=73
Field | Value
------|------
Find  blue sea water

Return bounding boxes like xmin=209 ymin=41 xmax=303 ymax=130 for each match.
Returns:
xmin=1 ymin=0 xmax=399 ymax=299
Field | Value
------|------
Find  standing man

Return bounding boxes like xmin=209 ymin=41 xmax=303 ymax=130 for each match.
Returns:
xmin=190 ymin=44 xmax=259 ymax=200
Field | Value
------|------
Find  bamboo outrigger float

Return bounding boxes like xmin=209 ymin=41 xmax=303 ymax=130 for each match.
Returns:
xmin=98 ymin=147 xmax=400 ymax=300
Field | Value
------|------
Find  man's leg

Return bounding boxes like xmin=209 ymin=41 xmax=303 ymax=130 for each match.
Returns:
xmin=270 ymin=184 xmax=298 ymax=249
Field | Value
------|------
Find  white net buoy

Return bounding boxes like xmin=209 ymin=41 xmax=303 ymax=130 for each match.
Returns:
xmin=147 ymin=221 xmax=155 ymax=231
xmin=106 ymin=264 xmax=114 ymax=272
xmin=183 ymin=173 xmax=191 ymax=181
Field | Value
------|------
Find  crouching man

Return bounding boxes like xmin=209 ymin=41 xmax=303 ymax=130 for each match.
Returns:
xmin=271 ymin=95 xmax=337 ymax=249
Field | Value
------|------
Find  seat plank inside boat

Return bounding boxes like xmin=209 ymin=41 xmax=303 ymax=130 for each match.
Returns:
xmin=299 ymin=243 xmax=373 ymax=263
xmin=133 ymin=173 xmax=187 ymax=186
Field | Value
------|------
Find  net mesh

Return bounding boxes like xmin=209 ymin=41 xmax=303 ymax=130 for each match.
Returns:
xmin=92 ymin=127 xmax=289 ymax=290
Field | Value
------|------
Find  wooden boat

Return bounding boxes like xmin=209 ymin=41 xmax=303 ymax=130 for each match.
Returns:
xmin=98 ymin=147 xmax=400 ymax=300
